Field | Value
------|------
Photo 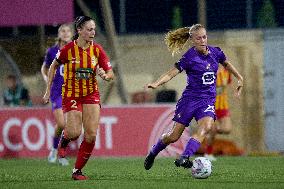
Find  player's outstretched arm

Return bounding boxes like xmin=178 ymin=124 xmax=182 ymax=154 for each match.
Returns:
xmin=222 ymin=61 xmax=243 ymax=98
xmin=145 ymin=67 xmax=180 ymax=90
xmin=43 ymin=60 xmax=59 ymax=104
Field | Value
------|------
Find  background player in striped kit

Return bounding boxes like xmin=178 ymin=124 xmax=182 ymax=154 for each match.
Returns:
xmin=144 ymin=24 xmax=243 ymax=170
xmin=41 ymin=24 xmax=73 ymax=165
xmin=204 ymin=66 xmax=234 ymax=161
xmin=43 ymin=16 xmax=114 ymax=180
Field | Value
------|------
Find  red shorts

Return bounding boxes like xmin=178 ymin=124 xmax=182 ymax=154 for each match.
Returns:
xmin=215 ymin=109 xmax=230 ymax=120
xmin=62 ymin=92 xmax=100 ymax=113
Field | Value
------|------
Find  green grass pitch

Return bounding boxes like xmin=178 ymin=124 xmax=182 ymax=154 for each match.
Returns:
xmin=0 ymin=156 xmax=284 ymax=189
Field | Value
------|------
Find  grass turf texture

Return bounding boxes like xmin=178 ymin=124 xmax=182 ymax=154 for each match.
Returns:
xmin=0 ymin=156 xmax=284 ymax=189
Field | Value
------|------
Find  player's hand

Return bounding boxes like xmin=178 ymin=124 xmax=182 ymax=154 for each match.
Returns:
xmin=42 ymin=91 xmax=50 ymax=104
xmin=235 ymin=79 xmax=243 ymax=99
xmin=144 ymin=83 xmax=158 ymax=90
xmin=98 ymin=68 xmax=110 ymax=81
xmin=98 ymin=68 xmax=105 ymax=77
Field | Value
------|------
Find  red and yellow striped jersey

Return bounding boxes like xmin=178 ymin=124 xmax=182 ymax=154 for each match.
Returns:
xmin=215 ymin=66 xmax=232 ymax=110
xmin=56 ymin=41 xmax=112 ymax=98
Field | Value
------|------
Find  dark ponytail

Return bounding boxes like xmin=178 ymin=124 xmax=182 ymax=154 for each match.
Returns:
xmin=72 ymin=16 xmax=93 ymax=40
xmin=72 ymin=33 xmax=79 ymax=40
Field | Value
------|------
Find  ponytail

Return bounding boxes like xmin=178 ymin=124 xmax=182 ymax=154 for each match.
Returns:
xmin=72 ymin=33 xmax=79 ymax=40
xmin=164 ymin=24 xmax=205 ymax=56
xmin=165 ymin=27 xmax=190 ymax=56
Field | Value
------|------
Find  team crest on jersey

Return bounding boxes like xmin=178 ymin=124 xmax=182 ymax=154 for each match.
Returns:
xmin=91 ymin=57 xmax=98 ymax=66
xmin=206 ymin=63 xmax=211 ymax=70
xmin=71 ymin=57 xmax=80 ymax=64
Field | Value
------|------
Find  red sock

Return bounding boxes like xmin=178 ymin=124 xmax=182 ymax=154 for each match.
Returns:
xmin=206 ymin=145 xmax=213 ymax=155
xmin=75 ymin=139 xmax=95 ymax=170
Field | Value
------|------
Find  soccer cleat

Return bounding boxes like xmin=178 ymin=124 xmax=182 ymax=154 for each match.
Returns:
xmin=174 ymin=156 xmax=193 ymax=168
xmin=204 ymin=154 xmax=217 ymax=162
xmin=144 ymin=152 xmax=156 ymax=170
xmin=48 ymin=148 xmax=58 ymax=163
xmin=58 ymin=157 xmax=70 ymax=166
xmin=72 ymin=169 xmax=88 ymax=180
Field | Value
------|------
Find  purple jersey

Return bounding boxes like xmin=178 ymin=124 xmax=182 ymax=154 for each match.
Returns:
xmin=43 ymin=45 xmax=64 ymax=101
xmin=176 ymin=46 xmax=226 ymax=99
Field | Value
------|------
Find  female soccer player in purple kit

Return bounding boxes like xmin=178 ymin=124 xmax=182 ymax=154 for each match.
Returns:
xmin=144 ymin=24 xmax=243 ymax=170
xmin=41 ymin=24 xmax=73 ymax=166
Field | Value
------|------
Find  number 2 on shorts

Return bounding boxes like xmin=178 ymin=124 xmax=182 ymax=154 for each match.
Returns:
xmin=71 ymin=100 xmax=78 ymax=109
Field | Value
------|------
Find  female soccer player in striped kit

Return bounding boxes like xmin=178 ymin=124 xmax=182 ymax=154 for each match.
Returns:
xmin=41 ymin=24 xmax=73 ymax=166
xmin=144 ymin=24 xmax=243 ymax=170
xmin=204 ymin=66 xmax=234 ymax=161
xmin=43 ymin=16 xmax=114 ymax=180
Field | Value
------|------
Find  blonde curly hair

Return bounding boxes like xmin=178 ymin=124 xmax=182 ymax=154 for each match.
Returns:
xmin=164 ymin=24 xmax=205 ymax=56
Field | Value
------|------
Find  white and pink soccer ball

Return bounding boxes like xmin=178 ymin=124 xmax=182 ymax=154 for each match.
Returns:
xmin=191 ymin=157 xmax=212 ymax=179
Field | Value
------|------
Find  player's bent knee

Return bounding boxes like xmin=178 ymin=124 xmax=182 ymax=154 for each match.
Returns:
xmin=199 ymin=124 xmax=213 ymax=137
xmin=65 ymin=129 xmax=81 ymax=140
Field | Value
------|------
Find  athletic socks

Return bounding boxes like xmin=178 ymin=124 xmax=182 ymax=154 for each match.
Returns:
xmin=74 ymin=139 xmax=95 ymax=170
xmin=150 ymin=139 xmax=167 ymax=156
xmin=53 ymin=137 xmax=60 ymax=149
xmin=182 ymin=138 xmax=201 ymax=157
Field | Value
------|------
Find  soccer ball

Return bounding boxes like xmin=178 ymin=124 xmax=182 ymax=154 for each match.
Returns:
xmin=191 ymin=157 xmax=212 ymax=179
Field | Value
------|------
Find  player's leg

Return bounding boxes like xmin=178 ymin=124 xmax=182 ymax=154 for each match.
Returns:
xmin=175 ymin=100 xmax=216 ymax=169
xmin=204 ymin=121 xmax=218 ymax=161
xmin=58 ymin=97 xmax=82 ymax=159
xmin=175 ymin=116 xmax=214 ymax=168
xmin=48 ymin=97 xmax=65 ymax=163
xmin=144 ymin=122 xmax=185 ymax=170
xmin=72 ymin=103 xmax=100 ymax=180
xmin=58 ymin=109 xmax=82 ymax=157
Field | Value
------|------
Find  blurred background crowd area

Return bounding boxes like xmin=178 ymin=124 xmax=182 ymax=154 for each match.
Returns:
xmin=0 ymin=0 xmax=284 ymax=154
xmin=0 ymin=0 xmax=282 ymax=103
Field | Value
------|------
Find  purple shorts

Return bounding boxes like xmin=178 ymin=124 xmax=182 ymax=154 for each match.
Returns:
xmin=172 ymin=97 xmax=216 ymax=126
xmin=51 ymin=96 xmax=62 ymax=112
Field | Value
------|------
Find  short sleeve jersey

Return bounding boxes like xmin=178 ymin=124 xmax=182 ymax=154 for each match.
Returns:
xmin=175 ymin=46 xmax=227 ymax=99
xmin=56 ymin=41 xmax=112 ymax=98
xmin=43 ymin=45 xmax=63 ymax=100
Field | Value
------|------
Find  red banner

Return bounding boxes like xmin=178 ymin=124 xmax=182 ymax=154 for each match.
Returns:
xmin=0 ymin=0 xmax=73 ymax=26
xmin=0 ymin=105 xmax=190 ymax=158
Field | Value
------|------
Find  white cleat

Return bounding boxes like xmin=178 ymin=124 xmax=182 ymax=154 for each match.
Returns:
xmin=48 ymin=148 xmax=58 ymax=163
xmin=58 ymin=157 xmax=70 ymax=166
xmin=204 ymin=154 xmax=217 ymax=162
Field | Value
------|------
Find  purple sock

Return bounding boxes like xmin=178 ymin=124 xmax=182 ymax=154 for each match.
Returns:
xmin=150 ymin=139 xmax=167 ymax=156
xmin=182 ymin=138 xmax=201 ymax=157
xmin=53 ymin=137 xmax=60 ymax=149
